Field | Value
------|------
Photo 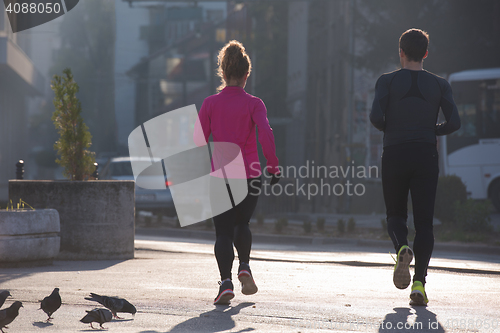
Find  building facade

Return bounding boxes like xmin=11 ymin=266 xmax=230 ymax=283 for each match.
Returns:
xmin=0 ymin=9 xmax=45 ymax=201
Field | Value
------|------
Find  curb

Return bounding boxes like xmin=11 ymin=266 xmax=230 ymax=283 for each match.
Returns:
xmin=135 ymin=227 xmax=500 ymax=255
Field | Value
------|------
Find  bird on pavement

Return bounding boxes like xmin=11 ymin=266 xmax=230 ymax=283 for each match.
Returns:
xmin=0 ymin=301 xmax=22 ymax=333
xmin=40 ymin=288 xmax=62 ymax=321
xmin=0 ymin=291 xmax=11 ymax=308
xmin=84 ymin=293 xmax=136 ymax=319
xmin=80 ymin=308 xmax=112 ymax=329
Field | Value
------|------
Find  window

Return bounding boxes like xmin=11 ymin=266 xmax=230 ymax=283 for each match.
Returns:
xmin=206 ymin=9 xmax=224 ymax=23
xmin=448 ymin=79 xmax=500 ymax=153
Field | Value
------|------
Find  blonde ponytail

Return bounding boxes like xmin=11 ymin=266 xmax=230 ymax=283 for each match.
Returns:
xmin=216 ymin=40 xmax=252 ymax=91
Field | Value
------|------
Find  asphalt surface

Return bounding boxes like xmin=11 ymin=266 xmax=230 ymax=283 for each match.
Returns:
xmin=0 ymin=231 xmax=499 ymax=333
xmin=256 ymin=211 xmax=500 ymax=232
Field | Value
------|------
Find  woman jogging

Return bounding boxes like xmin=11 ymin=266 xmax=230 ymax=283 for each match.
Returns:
xmin=370 ymin=29 xmax=460 ymax=306
xmin=195 ymin=40 xmax=280 ymax=305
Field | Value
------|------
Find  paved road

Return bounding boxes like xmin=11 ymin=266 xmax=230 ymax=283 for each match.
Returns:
xmin=253 ymin=212 xmax=500 ymax=231
xmin=0 ymin=235 xmax=499 ymax=332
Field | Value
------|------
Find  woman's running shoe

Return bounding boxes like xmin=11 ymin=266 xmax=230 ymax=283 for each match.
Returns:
xmin=214 ymin=279 xmax=234 ymax=305
xmin=238 ymin=263 xmax=258 ymax=295
xmin=410 ymin=281 xmax=429 ymax=306
xmin=393 ymin=245 xmax=413 ymax=289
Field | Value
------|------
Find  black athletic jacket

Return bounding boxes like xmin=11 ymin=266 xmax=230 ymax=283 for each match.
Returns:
xmin=370 ymin=69 xmax=461 ymax=147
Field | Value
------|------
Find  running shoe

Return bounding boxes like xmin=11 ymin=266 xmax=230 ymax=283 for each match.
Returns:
xmin=393 ymin=245 xmax=413 ymax=289
xmin=213 ymin=279 xmax=234 ymax=305
xmin=238 ymin=262 xmax=258 ymax=295
xmin=410 ymin=281 xmax=429 ymax=306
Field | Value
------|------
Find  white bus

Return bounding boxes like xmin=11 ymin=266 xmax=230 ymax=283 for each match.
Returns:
xmin=440 ymin=68 xmax=500 ymax=212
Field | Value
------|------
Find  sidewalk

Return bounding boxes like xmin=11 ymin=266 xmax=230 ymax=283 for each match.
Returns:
xmin=135 ymin=232 xmax=500 ymax=276
xmin=136 ymin=226 xmax=500 ymax=257
xmin=259 ymin=211 xmax=500 ymax=231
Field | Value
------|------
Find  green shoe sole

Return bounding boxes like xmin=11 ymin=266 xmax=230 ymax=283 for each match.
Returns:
xmin=410 ymin=281 xmax=429 ymax=306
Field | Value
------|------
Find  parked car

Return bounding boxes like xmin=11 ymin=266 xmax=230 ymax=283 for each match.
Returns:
xmin=100 ymin=157 xmax=175 ymax=216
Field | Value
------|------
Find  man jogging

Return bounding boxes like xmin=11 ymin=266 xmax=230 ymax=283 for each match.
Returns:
xmin=370 ymin=28 xmax=460 ymax=306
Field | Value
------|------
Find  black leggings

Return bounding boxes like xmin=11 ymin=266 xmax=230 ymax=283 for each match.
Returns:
xmin=382 ymin=142 xmax=439 ymax=285
xmin=212 ymin=177 xmax=261 ymax=281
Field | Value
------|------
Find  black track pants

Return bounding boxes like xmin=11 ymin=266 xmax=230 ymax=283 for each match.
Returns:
xmin=382 ymin=142 xmax=439 ymax=285
xmin=212 ymin=177 xmax=261 ymax=281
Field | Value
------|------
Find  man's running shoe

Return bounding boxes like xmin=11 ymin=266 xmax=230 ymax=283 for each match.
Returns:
xmin=410 ymin=281 xmax=429 ymax=306
xmin=213 ymin=279 xmax=234 ymax=305
xmin=238 ymin=262 xmax=258 ymax=295
xmin=393 ymin=245 xmax=413 ymax=289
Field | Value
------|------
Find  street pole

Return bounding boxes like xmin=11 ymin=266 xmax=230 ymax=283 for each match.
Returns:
xmin=346 ymin=0 xmax=355 ymax=213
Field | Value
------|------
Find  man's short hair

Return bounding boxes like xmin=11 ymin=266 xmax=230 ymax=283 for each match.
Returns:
xmin=399 ymin=28 xmax=429 ymax=62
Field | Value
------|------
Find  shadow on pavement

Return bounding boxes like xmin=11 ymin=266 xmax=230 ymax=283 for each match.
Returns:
xmin=32 ymin=321 xmax=54 ymax=328
xmin=0 ymin=272 xmax=34 ymax=285
xmin=139 ymin=302 xmax=255 ymax=333
xmin=412 ymin=306 xmax=445 ymax=332
xmin=379 ymin=307 xmax=444 ymax=333
xmin=112 ymin=318 xmax=134 ymax=323
xmin=0 ymin=259 xmax=130 ymax=286
xmin=49 ymin=259 xmax=132 ymax=272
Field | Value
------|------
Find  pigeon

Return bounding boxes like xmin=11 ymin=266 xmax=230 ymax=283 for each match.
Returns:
xmin=0 ymin=291 xmax=11 ymax=308
xmin=40 ymin=288 xmax=62 ymax=321
xmin=84 ymin=293 xmax=136 ymax=319
xmin=0 ymin=301 xmax=22 ymax=333
xmin=80 ymin=308 xmax=112 ymax=329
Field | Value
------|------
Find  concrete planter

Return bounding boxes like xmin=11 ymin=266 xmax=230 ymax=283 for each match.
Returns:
xmin=8 ymin=180 xmax=135 ymax=260
xmin=0 ymin=209 xmax=60 ymax=267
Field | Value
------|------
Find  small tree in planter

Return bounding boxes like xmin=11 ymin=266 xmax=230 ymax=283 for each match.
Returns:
xmin=51 ymin=68 xmax=95 ymax=180
xmin=9 ymin=69 xmax=134 ymax=260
